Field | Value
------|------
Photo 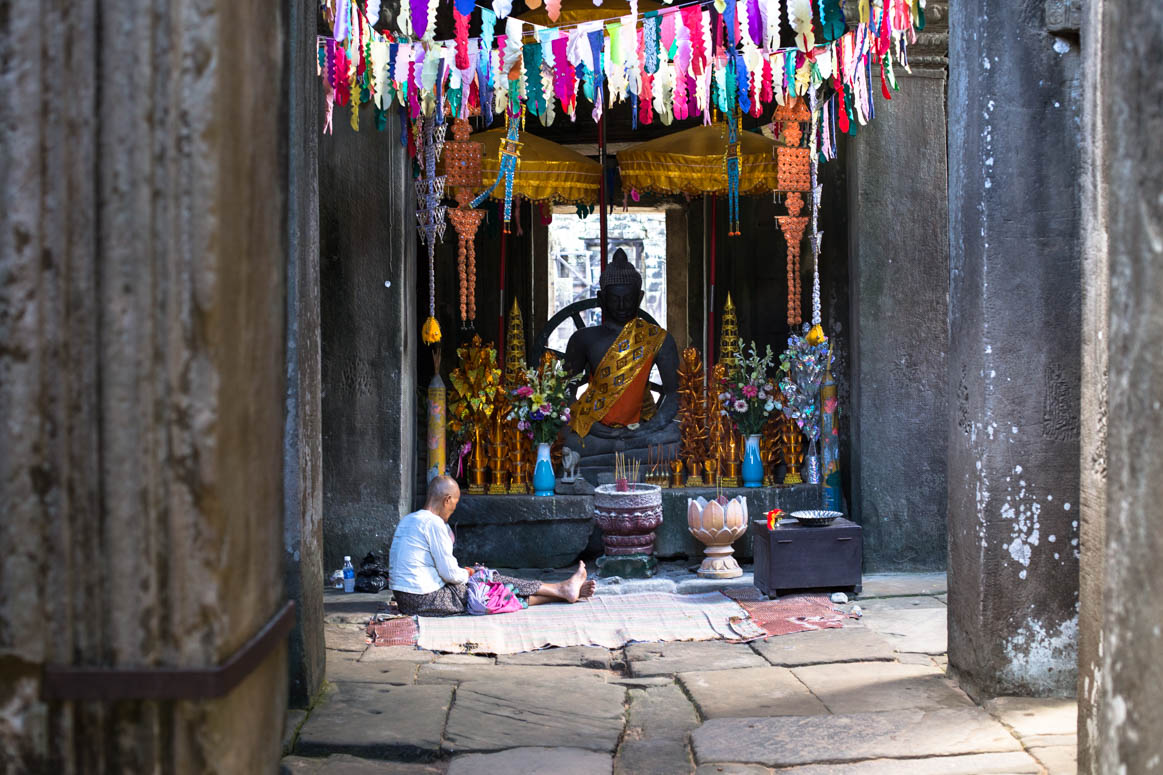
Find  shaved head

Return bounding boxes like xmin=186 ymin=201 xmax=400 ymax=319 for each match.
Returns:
xmin=425 ymin=475 xmax=461 ymax=520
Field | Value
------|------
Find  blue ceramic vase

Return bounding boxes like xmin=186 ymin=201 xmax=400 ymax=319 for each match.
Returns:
xmin=742 ymin=434 xmax=764 ymax=488
xmin=533 ymin=442 xmax=556 ymax=496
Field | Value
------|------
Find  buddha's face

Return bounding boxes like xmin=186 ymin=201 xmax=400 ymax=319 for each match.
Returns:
xmin=598 ymin=284 xmax=645 ymax=326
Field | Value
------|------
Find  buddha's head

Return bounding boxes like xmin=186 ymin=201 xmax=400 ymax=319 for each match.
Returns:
xmin=597 ymin=248 xmax=645 ymax=326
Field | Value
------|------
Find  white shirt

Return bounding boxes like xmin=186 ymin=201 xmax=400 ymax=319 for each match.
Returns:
xmin=389 ymin=509 xmax=470 ymax=594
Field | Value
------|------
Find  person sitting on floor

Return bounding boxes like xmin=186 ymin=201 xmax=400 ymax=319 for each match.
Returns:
xmin=389 ymin=475 xmax=597 ymax=616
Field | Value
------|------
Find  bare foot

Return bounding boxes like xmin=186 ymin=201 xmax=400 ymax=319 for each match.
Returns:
xmin=579 ymin=579 xmax=597 ymax=599
xmin=560 ymin=561 xmax=588 ymax=603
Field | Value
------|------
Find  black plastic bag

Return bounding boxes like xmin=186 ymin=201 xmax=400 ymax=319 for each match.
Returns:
xmin=355 ymin=552 xmax=390 ymax=593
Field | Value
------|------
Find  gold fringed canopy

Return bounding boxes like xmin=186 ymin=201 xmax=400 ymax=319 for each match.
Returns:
xmin=478 ymin=128 xmax=602 ymax=205
xmin=617 ymin=124 xmax=781 ymax=196
xmin=517 ymin=0 xmax=662 ymax=28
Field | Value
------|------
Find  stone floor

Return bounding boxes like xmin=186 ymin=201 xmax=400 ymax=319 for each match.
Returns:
xmin=282 ymin=571 xmax=1077 ymax=775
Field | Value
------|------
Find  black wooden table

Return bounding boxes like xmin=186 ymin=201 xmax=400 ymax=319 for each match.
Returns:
xmin=751 ymin=517 xmax=863 ymax=598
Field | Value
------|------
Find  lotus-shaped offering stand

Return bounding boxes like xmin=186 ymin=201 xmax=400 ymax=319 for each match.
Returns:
xmin=687 ymin=496 xmax=749 ymax=579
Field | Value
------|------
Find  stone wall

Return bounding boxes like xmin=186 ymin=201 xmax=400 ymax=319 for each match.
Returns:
xmin=946 ymin=0 xmax=1082 ymax=697
xmin=319 ymin=105 xmax=418 ymax=574
xmin=0 ymin=0 xmax=290 ymax=769
xmin=848 ymin=69 xmax=950 ymax=571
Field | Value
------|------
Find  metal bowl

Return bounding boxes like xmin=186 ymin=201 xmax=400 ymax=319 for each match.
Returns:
xmin=791 ymin=509 xmax=844 ymax=527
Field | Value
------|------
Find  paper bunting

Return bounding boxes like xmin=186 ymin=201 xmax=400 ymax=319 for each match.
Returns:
xmin=316 ymin=0 xmax=920 ymax=166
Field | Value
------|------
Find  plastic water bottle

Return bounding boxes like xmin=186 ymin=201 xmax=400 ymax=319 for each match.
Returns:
xmin=343 ymin=556 xmax=355 ymax=593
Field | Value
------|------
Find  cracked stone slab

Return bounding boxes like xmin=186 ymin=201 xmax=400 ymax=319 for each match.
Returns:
xmin=295 ymin=684 xmax=452 ymax=760
xmin=791 ymin=662 xmax=973 ymax=714
xmin=861 ymin=607 xmax=947 ymax=655
xmin=326 ymin=623 xmax=373 ymax=653
xmin=678 ymin=667 xmax=827 ymax=719
xmin=325 ymin=652 xmax=417 ymax=685
xmin=284 ymin=709 xmax=308 ymax=755
xmin=417 ymin=663 xmax=611 ymax=685
xmin=626 ymin=641 xmax=767 ymax=677
xmin=615 ymin=738 xmax=693 ymax=775
xmin=695 ymin=766 xmax=772 ymax=775
xmin=360 ymin=645 xmax=437 ymax=664
xmin=772 ymin=751 xmax=1044 ymax=774
xmin=447 ymin=747 xmax=613 ymax=775
xmin=857 ymin=573 xmax=947 ymax=598
xmin=434 ymin=654 xmax=495 ymax=665
xmin=984 ymin=697 xmax=1078 ymax=740
xmin=442 ymin=677 xmax=626 ymax=753
xmin=750 ymin=627 xmax=896 ymax=667
xmin=497 ymin=646 xmax=619 ymax=670
xmin=853 ymin=596 xmax=946 ymax=612
xmin=1028 ymin=745 xmax=1078 ymax=775
xmin=691 ymin=708 xmax=1022 ymax=767
xmin=281 ymin=755 xmax=448 ymax=774
xmin=626 ymin=683 xmax=701 ymax=739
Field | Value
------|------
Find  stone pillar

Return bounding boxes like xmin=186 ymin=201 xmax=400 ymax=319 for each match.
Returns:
xmin=1087 ymin=1 xmax=1163 ymax=771
xmin=1077 ymin=0 xmax=1107 ymax=769
xmin=0 ymin=0 xmax=289 ymax=770
xmin=284 ymin=0 xmax=325 ymax=709
xmin=946 ymin=1 xmax=1082 ymax=697
xmin=848 ymin=68 xmax=950 ymax=571
xmin=319 ymin=105 xmax=417 ymax=573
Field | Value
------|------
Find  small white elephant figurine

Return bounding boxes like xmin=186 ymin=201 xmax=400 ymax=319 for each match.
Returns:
xmin=561 ymin=446 xmax=580 ymax=483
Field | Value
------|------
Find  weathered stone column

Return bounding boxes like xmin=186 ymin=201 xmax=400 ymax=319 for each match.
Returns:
xmin=848 ymin=67 xmax=950 ymax=571
xmin=284 ymin=0 xmax=326 ymax=709
xmin=1086 ymin=1 xmax=1163 ymax=771
xmin=946 ymin=2 xmax=1082 ymax=696
xmin=1077 ymin=0 xmax=1107 ymax=770
xmin=1 ymin=0 xmax=290 ymax=770
xmin=319 ymin=105 xmax=417 ymax=573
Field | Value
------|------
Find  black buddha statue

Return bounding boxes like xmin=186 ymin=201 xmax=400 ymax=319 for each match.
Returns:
xmin=561 ymin=249 xmax=681 ymax=477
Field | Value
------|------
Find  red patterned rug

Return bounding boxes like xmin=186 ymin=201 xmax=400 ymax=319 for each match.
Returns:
xmin=367 ymin=590 xmax=846 ymax=648
xmin=727 ymin=590 xmax=849 ymax=637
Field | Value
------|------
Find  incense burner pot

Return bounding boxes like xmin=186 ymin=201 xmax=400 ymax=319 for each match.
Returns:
xmin=594 ymin=483 xmax=663 ymax=556
xmin=687 ymin=496 xmax=749 ymax=579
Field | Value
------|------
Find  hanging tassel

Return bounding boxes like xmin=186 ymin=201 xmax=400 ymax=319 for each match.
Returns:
xmin=422 ymin=316 xmax=443 ymax=344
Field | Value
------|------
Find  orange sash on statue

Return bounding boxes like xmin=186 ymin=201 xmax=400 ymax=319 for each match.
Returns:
xmin=570 ymin=318 xmax=667 ymax=438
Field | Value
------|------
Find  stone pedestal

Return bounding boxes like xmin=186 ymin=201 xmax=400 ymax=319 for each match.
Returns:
xmin=449 ymin=494 xmax=595 ymax=568
xmin=596 ymin=554 xmax=659 ymax=579
xmin=947 ymin=1 xmax=1081 ymax=697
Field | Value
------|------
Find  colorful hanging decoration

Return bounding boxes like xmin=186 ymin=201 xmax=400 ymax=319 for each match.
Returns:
xmin=774 ymin=97 xmax=811 ymax=327
xmin=472 ymin=107 xmax=525 ymax=233
xmin=416 ymin=113 xmax=447 ymax=344
xmin=808 ymin=86 xmax=824 ymax=335
xmin=317 ymin=0 xmax=921 ymax=145
xmin=724 ymin=112 xmax=743 ymax=237
xmin=444 ymin=117 xmax=485 ymax=328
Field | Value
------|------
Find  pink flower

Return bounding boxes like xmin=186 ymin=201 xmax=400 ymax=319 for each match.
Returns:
xmin=742 ymin=385 xmax=758 ymax=399
xmin=540 ymin=403 xmax=553 ymax=414
xmin=733 ymin=399 xmax=748 ymax=413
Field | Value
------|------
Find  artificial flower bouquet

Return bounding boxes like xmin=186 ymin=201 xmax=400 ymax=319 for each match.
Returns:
xmin=507 ymin=357 xmax=577 ymax=445
xmin=775 ymin=324 xmax=830 ymax=442
xmin=718 ymin=341 xmax=779 ymax=436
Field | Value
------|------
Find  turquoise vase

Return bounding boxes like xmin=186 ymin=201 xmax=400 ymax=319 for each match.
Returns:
xmin=533 ymin=442 xmax=556 ymax=496
xmin=742 ymin=434 xmax=764 ymax=488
